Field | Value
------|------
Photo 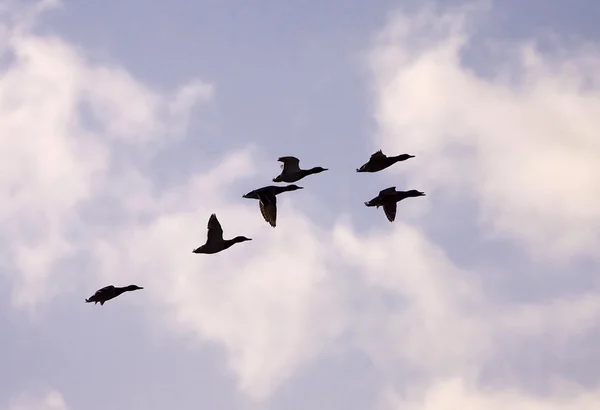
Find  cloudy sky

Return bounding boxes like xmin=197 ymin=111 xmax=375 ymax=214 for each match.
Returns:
xmin=2 ymin=0 xmax=600 ymax=409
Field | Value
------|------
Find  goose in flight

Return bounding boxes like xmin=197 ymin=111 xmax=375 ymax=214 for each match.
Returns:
xmin=85 ymin=284 xmax=143 ymax=306
xmin=364 ymin=187 xmax=425 ymax=222
xmin=273 ymin=156 xmax=328 ymax=183
xmin=193 ymin=213 xmax=252 ymax=254
xmin=356 ymin=150 xmax=414 ymax=173
xmin=242 ymin=184 xmax=303 ymax=227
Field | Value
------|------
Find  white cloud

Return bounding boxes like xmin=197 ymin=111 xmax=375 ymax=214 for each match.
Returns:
xmin=7 ymin=389 xmax=68 ymax=410
xmin=0 ymin=1 xmax=213 ymax=312
xmin=90 ymin=161 xmax=350 ymax=398
xmin=368 ymin=2 xmax=600 ymax=263
xmin=363 ymin=2 xmax=600 ymax=408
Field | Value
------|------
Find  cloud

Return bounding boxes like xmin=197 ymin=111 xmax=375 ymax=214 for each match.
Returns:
xmin=363 ymin=2 xmax=600 ymax=408
xmin=0 ymin=0 xmax=213 ymax=312
xmin=6 ymin=389 xmax=68 ymax=410
xmin=367 ymin=2 xmax=600 ymax=263
xmin=89 ymin=158 xmax=350 ymax=398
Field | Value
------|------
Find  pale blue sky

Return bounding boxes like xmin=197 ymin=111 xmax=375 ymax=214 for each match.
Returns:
xmin=2 ymin=1 xmax=600 ymax=409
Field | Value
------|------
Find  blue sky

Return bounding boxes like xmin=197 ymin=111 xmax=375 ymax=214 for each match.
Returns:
xmin=2 ymin=1 xmax=600 ymax=409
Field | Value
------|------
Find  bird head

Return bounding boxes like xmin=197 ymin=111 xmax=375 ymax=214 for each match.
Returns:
xmin=234 ymin=236 xmax=252 ymax=243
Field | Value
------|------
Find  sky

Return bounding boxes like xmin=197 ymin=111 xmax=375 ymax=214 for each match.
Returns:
xmin=1 ymin=0 xmax=600 ymax=409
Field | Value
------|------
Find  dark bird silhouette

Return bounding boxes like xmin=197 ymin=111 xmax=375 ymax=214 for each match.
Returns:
xmin=364 ymin=187 xmax=425 ymax=222
xmin=242 ymin=184 xmax=303 ymax=227
xmin=85 ymin=284 xmax=143 ymax=306
xmin=356 ymin=150 xmax=414 ymax=173
xmin=273 ymin=156 xmax=328 ymax=183
xmin=193 ymin=213 xmax=252 ymax=254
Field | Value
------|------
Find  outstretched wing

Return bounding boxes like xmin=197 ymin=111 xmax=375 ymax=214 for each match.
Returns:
xmin=370 ymin=150 xmax=387 ymax=161
xmin=258 ymin=193 xmax=277 ymax=227
xmin=206 ymin=213 xmax=224 ymax=243
xmin=378 ymin=186 xmax=397 ymax=196
xmin=278 ymin=156 xmax=301 ymax=174
xmin=383 ymin=202 xmax=397 ymax=222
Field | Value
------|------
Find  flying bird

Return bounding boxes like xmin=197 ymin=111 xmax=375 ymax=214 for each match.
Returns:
xmin=356 ymin=150 xmax=414 ymax=173
xmin=364 ymin=187 xmax=425 ymax=222
xmin=85 ymin=285 xmax=143 ymax=306
xmin=193 ymin=213 xmax=252 ymax=254
xmin=272 ymin=156 xmax=328 ymax=183
xmin=242 ymin=184 xmax=304 ymax=227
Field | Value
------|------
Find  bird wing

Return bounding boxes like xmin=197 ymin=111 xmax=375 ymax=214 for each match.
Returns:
xmin=258 ymin=193 xmax=277 ymax=227
xmin=383 ymin=202 xmax=397 ymax=222
xmin=97 ymin=285 xmax=114 ymax=294
xmin=370 ymin=150 xmax=386 ymax=161
xmin=379 ymin=186 xmax=397 ymax=196
xmin=206 ymin=213 xmax=224 ymax=243
xmin=278 ymin=156 xmax=301 ymax=174
xmin=93 ymin=285 xmax=114 ymax=298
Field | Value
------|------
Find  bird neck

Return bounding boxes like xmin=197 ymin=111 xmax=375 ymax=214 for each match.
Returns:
xmin=226 ymin=236 xmax=246 ymax=245
xmin=116 ymin=286 xmax=136 ymax=294
xmin=114 ymin=287 xmax=128 ymax=296
xmin=302 ymin=167 xmax=319 ymax=176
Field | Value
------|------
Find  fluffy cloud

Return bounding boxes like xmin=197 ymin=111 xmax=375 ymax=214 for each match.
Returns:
xmin=365 ymin=2 xmax=600 ymax=408
xmin=0 ymin=0 xmax=212 ymax=311
xmin=368 ymin=2 xmax=600 ymax=262
xmin=90 ymin=155 xmax=350 ymax=398
xmin=3 ymin=0 xmax=600 ymax=408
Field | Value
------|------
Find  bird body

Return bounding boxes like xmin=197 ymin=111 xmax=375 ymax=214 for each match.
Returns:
xmin=273 ymin=156 xmax=328 ymax=183
xmin=243 ymin=184 xmax=303 ymax=227
xmin=365 ymin=187 xmax=425 ymax=222
xmin=356 ymin=150 xmax=414 ymax=173
xmin=193 ymin=213 xmax=251 ymax=254
xmin=85 ymin=284 xmax=143 ymax=306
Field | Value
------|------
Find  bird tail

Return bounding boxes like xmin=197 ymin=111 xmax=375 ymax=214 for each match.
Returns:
xmin=85 ymin=298 xmax=90 ymax=303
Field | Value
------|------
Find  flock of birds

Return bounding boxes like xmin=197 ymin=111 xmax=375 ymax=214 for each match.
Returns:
xmin=85 ymin=149 xmax=426 ymax=306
